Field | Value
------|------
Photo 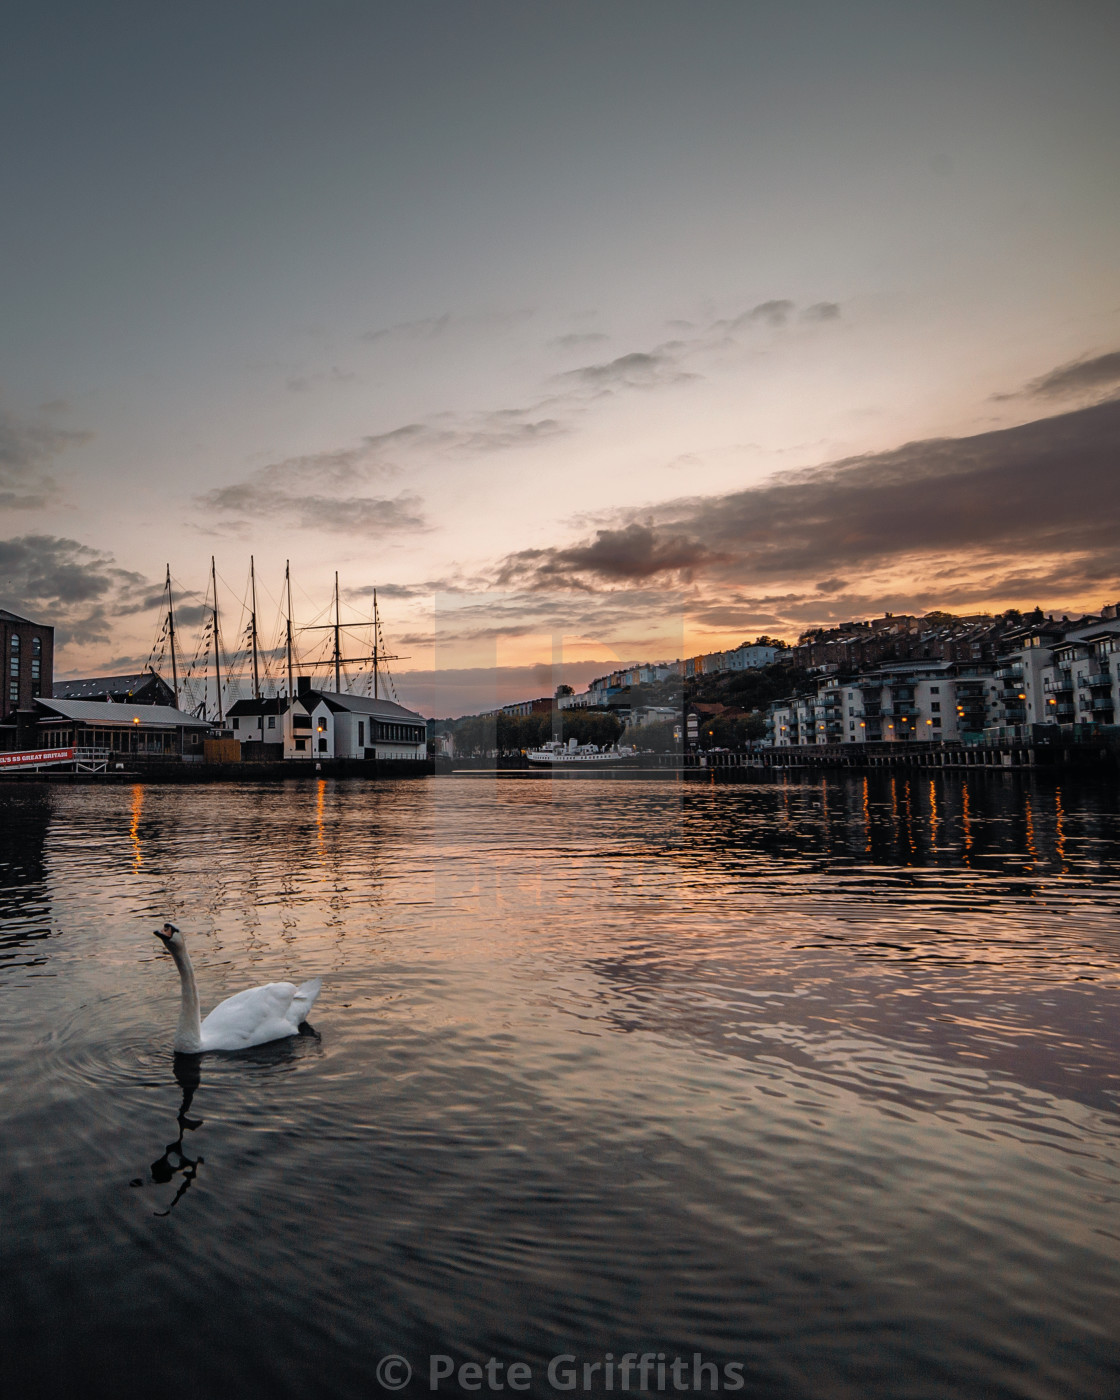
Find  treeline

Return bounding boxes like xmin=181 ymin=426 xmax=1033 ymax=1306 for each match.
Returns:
xmin=689 ymin=660 xmax=810 ymax=709
xmin=450 ymin=709 xmax=624 ymax=756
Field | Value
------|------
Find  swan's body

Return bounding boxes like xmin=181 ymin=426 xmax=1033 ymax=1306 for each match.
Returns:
xmin=154 ymin=926 xmax=321 ymax=1053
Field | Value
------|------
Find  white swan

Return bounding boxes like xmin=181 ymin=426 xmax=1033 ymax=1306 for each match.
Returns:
xmin=153 ymin=924 xmax=322 ymax=1053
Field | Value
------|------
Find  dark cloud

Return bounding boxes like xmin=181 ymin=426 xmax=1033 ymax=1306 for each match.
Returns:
xmin=499 ymin=523 xmax=713 ymax=589
xmin=1024 ymin=349 xmax=1120 ymax=399
xmin=0 ymin=534 xmax=153 ymax=646
xmin=0 ymin=405 xmax=91 ymax=509
xmin=815 ymin=577 xmax=848 ymax=592
xmin=494 ymin=397 xmax=1120 ymax=611
xmin=746 ymin=299 xmax=795 ymax=328
xmin=802 ymin=301 xmax=841 ymax=322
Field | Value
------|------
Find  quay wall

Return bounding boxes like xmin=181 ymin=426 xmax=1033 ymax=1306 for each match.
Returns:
xmin=0 ymin=756 xmax=435 ymax=784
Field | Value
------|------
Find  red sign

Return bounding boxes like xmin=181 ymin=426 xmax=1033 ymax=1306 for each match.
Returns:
xmin=0 ymin=748 xmax=75 ymax=769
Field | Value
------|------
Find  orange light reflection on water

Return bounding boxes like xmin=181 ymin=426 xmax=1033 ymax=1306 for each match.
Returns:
xmin=129 ymin=784 xmax=143 ymax=872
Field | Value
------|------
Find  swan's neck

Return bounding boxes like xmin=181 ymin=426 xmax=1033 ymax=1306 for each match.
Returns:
xmin=168 ymin=942 xmax=203 ymax=1053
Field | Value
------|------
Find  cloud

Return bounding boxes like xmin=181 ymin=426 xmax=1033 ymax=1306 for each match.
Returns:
xmin=203 ymin=404 xmax=569 ymax=534
xmin=802 ymin=301 xmax=841 ymax=322
xmin=550 ymin=331 xmax=611 ymax=352
xmin=0 ymin=534 xmax=153 ymax=647
xmin=360 ymin=308 xmax=533 ymax=345
xmin=286 ymin=366 xmax=357 ymax=393
xmin=361 ymin=313 xmax=451 ymax=344
xmin=198 ymin=428 xmax=431 ymax=535
xmin=746 ymin=299 xmax=795 ymax=328
xmin=493 ymin=396 xmax=1120 ymax=625
xmin=1023 ymin=349 xmax=1120 ymax=399
xmin=499 ymin=524 xmax=714 ymax=590
xmin=560 ymin=348 xmax=695 ymax=391
xmin=200 ymin=478 xmax=426 ymax=536
xmin=0 ymin=405 xmax=91 ymax=509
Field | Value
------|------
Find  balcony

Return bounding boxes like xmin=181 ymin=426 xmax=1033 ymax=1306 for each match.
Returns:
xmin=1085 ymin=672 xmax=1112 ymax=689
xmin=1091 ymin=696 xmax=1115 ymax=713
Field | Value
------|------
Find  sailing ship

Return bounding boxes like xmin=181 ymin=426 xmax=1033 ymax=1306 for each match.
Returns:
xmin=146 ymin=559 xmax=407 ymax=725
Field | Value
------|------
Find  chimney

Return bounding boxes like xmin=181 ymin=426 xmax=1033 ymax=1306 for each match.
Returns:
xmin=297 ymin=675 xmax=312 ymax=697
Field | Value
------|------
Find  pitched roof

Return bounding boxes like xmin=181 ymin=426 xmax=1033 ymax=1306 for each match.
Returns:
xmin=52 ymin=671 xmax=173 ymax=700
xmin=226 ymin=696 xmax=290 ymax=717
xmin=34 ymin=697 xmax=210 ymax=727
xmin=311 ymin=689 xmax=424 ymax=721
xmin=0 ymin=608 xmax=35 ymax=624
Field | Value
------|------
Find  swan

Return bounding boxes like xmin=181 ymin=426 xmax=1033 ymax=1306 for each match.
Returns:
xmin=152 ymin=924 xmax=322 ymax=1053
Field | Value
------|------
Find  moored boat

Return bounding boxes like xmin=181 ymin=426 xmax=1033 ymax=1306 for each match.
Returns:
xmin=526 ymin=739 xmax=637 ymax=765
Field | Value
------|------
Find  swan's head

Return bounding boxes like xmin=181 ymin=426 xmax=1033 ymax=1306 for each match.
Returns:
xmin=153 ymin=923 xmax=185 ymax=950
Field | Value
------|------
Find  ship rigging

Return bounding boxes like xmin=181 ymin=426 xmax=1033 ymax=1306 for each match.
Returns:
xmin=145 ymin=561 xmax=408 ymax=723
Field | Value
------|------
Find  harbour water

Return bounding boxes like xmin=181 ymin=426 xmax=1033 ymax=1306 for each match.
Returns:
xmin=2 ymin=771 xmax=1119 ymax=1399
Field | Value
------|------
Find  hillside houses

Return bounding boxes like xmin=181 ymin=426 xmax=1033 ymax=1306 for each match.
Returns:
xmin=768 ymin=609 xmax=1120 ymax=747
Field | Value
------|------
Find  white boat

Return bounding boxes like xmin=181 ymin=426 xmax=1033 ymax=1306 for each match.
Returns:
xmin=526 ymin=739 xmax=636 ymax=765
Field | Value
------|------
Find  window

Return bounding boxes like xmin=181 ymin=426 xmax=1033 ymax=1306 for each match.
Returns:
xmin=267 ymin=716 xmax=275 ymax=729
xmin=932 ymin=716 xmax=942 ymax=727
xmin=931 ymin=702 xmax=940 ymax=712
xmin=358 ymin=721 xmax=364 ymax=745
xmin=232 ymin=717 xmax=239 ymax=729
xmin=930 ymin=686 xmax=940 ymax=694
xmin=293 ymin=714 xmax=311 ymax=730
xmin=318 ymin=737 xmax=327 ymax=753
xmin=295 ymin=738 xmax=307 ymax=752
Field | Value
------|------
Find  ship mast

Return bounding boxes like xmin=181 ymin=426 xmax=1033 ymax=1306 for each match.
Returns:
xmin=285 ymin=560 xmax=295 ymax=698
xmin=210 ymin=555 xmax=225 ymax=724
xmin=333 ymin=570 xmax=341 ymax=693
xmin=373 ymin=588 xmax=379 ymax=700
xmin=165 ymin=565 xmax=180 ymax=709
xmin=250 ymin=555 xmax=261 ymax=701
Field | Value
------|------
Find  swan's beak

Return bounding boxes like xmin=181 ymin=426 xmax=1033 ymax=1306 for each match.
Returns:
xmin=153 ymin=929 xmax=172 ymax=945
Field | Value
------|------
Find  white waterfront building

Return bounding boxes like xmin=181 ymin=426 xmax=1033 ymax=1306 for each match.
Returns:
xmin=227 ymin=683 xmax=427 ymax=761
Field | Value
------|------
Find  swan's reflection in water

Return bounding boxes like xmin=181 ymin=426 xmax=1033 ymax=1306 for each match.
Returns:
xmin=137 ymin=1025 xmax=322 ymax=1215
xmin=145 ymin=1053 xmax=204 ymax=1216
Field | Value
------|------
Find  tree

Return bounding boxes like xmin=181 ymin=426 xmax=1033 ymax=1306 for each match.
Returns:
xmin=629 ymin=719 xmax=680 ymax=752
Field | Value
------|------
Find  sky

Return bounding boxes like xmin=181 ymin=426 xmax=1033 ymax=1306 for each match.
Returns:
xmin=2 ymin=0 xmax=1119 ymax=714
